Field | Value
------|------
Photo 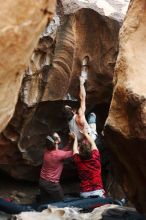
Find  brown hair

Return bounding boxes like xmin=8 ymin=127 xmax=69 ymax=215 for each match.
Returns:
xmin=79 ymin=142 xmax=91 ymax=160
xmin=63 ymin=106 xmax=74 ymax=121
xmin=46 ymin=136 xmax=55 ymax=150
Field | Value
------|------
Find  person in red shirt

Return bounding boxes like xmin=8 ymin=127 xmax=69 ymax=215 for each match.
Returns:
xmin=39 ymin=132 xmax=73 ymax=203
xmin=71 ymin=131 xmax=105 ymax=198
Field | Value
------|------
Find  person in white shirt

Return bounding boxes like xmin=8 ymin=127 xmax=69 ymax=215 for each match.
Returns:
xmin=64 ymin=56 xmax=97 ymax=142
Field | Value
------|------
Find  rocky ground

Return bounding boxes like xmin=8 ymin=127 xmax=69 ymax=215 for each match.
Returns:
xmin=0 ymin=173 xmax=145 ymax=220
xmin=0 ymin=173 xmax=38 ymax=204
xmin=0 ymin=172 xmax=80 ymax=204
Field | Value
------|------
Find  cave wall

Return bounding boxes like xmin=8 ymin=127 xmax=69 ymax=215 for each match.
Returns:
xmin=70 ymin=9 xmax=119 ymax=105
xmin=0 ymin=8 xmax=120 ymax=180
xmin=1 ymin=0 xmax=146 ymax=214
xmin=105 ymin=0 xmax=146 ymax=213
xmin=0 ymin=0 xmax=56 ymax=132
xmin=62 ymin=0 xmax=130 ymax=22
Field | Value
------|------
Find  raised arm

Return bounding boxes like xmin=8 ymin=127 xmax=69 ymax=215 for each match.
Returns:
xmin=78 ymin=77 xmax=86 ymax=116
xmin=70 ymin=132 xmax=79 ymax=155
xmin=83 ymin=132 xmax=97 ymax=150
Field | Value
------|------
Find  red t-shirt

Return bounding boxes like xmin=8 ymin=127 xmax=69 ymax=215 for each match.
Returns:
xmin=40 ymin=149 xmax=72 ymax=183
xmin=73 ymin=149 xmax=103 ymax=192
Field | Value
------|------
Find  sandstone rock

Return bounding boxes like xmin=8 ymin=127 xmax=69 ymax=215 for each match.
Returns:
xmin=22 ymin=8 xmax=120 ymax=105
xmin=69 ymin=8 xmax=120 ymax=105
xmin=12 ymin=205 xmax=116 ymax=220
xmin=0 ymin=0 xmax=129 ymax=206
xmin=0 ymin=1 xmax=121 ymax=188
xmin=1 ymin=8 xmax=120 ymax=179
xmin=0 ymin=0 xmax=56 ymax=132
xmin=105 ymin=0 xmax=146 ymax=213
xmin=0 ymin=0 xmax=145 ymax=215
xmin=62 ymin=0 xmax=130 ymax=22
xmin=12 ymin=205 xmax=145 ymax=220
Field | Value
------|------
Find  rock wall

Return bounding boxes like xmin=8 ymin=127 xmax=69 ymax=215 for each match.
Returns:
xmin=0 ymin=8 xmax=120 ymax=181
xmin=1 ymin=0 xmax=146 ymax=214
xmin=0 ymin=0 xmax=56 ymax=132
xmin=62 ymin=0 xmax=130 ymax=22
xmin=105 ymin=0 xmax=146 ymax=213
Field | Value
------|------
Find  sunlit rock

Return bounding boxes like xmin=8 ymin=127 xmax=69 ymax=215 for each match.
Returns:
xmin=0 ymin=0 xmax=56 ymax=132
xmin=0 ymin=0 xmax=127 ymax=200
xmin=13 ymin=204 xmax=144 ymax=220
xmin=0 ymin=0 xmax=121 ymax=185
xmin=62 ymin=0 xmax=130 ymax=22
xmin=0 ymin=8 xmax=120 ymax=181
xmin=105 ymin=0 xmax=146 ymax=213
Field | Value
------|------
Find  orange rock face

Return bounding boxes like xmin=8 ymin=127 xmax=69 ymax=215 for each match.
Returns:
xmin=1 ymin=0 xmax=146 ymax=214
xmin=105 ymin=0 xmax=146 ymax=213
xmin=0 ymin=0 xmax=56 ymax=132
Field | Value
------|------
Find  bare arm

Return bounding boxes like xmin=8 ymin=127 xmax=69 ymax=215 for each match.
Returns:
xmin=70 ymin=133 xmax=79 ymax=155
xmin=78 ymin=77 xmax=86 ymax=116
xmin=83 ymin=132 xmax=97 ymax=150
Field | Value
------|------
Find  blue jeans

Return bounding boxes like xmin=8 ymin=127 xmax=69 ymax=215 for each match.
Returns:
xmin=87 ymin=113 xmax=97 ymax=140
xmin=87 ymin=113 xmax=96 ymax=124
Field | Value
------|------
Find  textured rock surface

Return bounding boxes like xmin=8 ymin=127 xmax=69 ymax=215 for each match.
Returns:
xmin=0 ymin=8 xmax=120 ymax=181
xmin=13 ymin=205 xmax=145 ymax=220
xmin=21 ymin=8 xmax=120 ymax=105
xmin=62 ymin=0 xmax=130 ymax=22
xmin=41 ymin=9 xmax=120 ymax=103
xmin=13 ymin=205 xmax=116 ymax=220
xmin=105 ymin=0 xmax=146 ymax=213
xmin=0 ymin=0 xmax=142 ymax=210
xmin=0 ymin=0 xmax=146 ymax=214
xmin=0 ymin=0 xmax=56 ymax=132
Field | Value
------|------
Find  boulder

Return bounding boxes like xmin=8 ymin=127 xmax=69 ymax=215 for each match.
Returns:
xmin=62 ymin=0 xmax=130 ymax=22
xmin=105 ymin=0 xmax=146 ymax=213
xmin=0 ymin=0 xmax=130 ymax=204
xmin=0 ymin=0 xmax=56 ymax=132
xmin=0 ymin=8 xmax=120 ymax=180
xmin=13 ymin=205 xmax=145 ymax=220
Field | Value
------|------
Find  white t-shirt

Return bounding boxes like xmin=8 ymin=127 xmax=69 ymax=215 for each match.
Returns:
xmin=69 ymin=115 xmax=97 ymax=141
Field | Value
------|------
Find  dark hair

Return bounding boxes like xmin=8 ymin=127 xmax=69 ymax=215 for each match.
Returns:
xmin=79 ymin=142 xmax=91 ymax=160
xmin=46 ymin=136 xmax=55 ymax=150
xmin=63 ymin=106 xmax=74 ymax=121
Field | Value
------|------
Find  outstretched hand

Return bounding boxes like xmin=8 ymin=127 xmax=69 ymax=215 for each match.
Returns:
xmin=69 ymin=132 xmax=77 ymax=139
xmin=79 ymin=128 xmax=88 ymax=136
